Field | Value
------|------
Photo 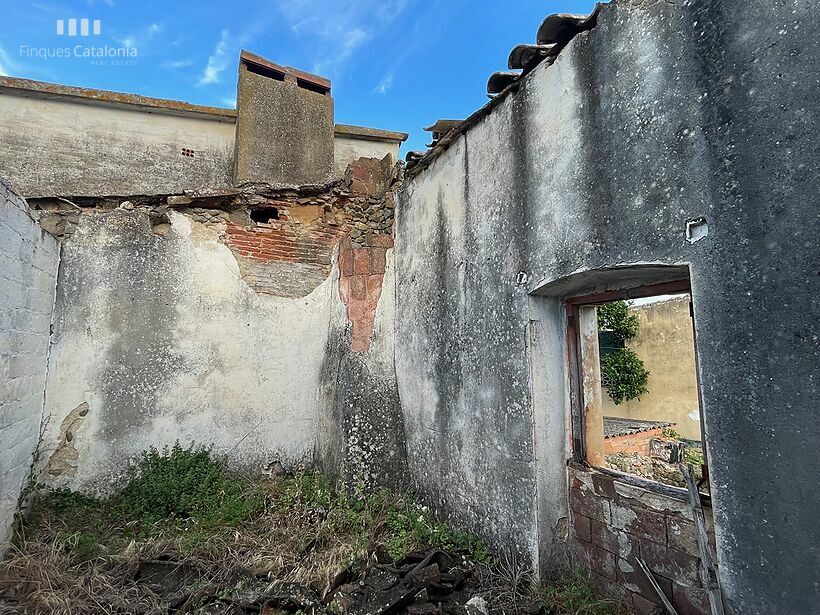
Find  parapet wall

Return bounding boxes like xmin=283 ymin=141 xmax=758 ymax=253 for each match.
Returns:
xmin=0 ymin=181 xmax=59 ymax=550
xmin=0 ymin=76 xmax=406 ymax=198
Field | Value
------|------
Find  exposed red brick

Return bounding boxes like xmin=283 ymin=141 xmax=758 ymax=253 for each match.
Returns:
xmin=350 ymin=336 xmax=369 ymax=353
xmin=577 ymin=542 xmax=617 ymax=581
xmin=353 ymin=249 xmax=372 ymax=275
xmin=666 ymin=515 xmax=717 ymax=559
xmin=590 ymin=519 xmax=634 ymax=557
xmin=366 ymin=233 xmax=394 ymax=248
xmin=350 ymin=276 xmax=367 ymax=301
xmin=570 ymin=482 xmax=610 ymax=523
xmin=617 ymin=555 xmax=672 ymax=601
xmin=371 ymin=248 xmax=387 ymax=274
xmin=591 ymin=472 xmax=618 ymax=498
xmin=570 ymin=466 xmax=708 ymax=612
xmin=610 ymin=500 xmax=666 ymax=544
xmin=638 ymin=539 xmax=702 ymax=588
xmin=348 ymin=299 xmax=376 ymax=324
xmin=339 ymin=276 xmax=350 ymax=304
xmin=366 ymin=275 xmax=383 ymax=299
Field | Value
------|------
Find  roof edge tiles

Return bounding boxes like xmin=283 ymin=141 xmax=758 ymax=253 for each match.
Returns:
xmin=239 ymin=50 xmax=331 ymax=93
xmin=406 ymin=3 xmax=606 ymax=177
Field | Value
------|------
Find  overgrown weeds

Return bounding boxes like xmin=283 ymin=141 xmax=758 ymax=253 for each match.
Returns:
xmin=0 ymin=444 xmax=625 ymax=614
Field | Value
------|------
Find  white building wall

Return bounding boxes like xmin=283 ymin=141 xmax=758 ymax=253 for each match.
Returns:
xmin=0 ymin=180 xmax=59 ymax=550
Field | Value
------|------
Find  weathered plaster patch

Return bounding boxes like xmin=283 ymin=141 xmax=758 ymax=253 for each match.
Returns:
xmin=46 ymin=402 xmax=89 ymax=477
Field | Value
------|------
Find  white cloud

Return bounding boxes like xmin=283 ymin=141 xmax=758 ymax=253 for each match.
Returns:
xmin=198 ymin=29 xmax=231 ymax=86
xmin=118 ymin=22 xmax=163 ymax=49
xmin=0 ymin=46 xmax=17 ymax=76
xmin=374 ymin=71 xmax=393 ymax=95
xmin=278 ymin=0 xmax=410 ymax=79
xmin=314 ymin=27 xmax=370 ymax=75
xmin=162 ymin=59 xmax=193 ymax=70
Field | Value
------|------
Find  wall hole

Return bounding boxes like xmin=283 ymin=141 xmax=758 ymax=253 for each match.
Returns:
xmin=251 ymin=208 xmax=280 ymax=224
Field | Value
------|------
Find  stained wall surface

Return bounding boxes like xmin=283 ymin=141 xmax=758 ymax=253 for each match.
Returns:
xmin=601 ymin=296 xmax=701 ymax=440
xmin=396 ymin=0 xmax=819 ymax=612
xmin=38 ymin=210 xmax=338 ymax=492
xmin=0 ymin=80 xmax=404 ymax=198
xmin=0 ymin=92 xmax=236 ymax=197
xmin=0 ymin=181 xmax=59 ymax=550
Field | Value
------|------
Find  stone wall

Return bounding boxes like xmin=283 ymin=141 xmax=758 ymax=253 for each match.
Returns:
xmin=0 ymin=180 xmax=59 ymax=550
xmin=570 ymin=465 xmax=714 ymax=614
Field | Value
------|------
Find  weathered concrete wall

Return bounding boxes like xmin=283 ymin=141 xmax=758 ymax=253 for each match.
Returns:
xmin=397 ymin=0 xmax=819 ymax=612
xmin=0 ymin=77 xmax=404 ymax=197
xmin=38 ymin=209 xmax=337 ymax=492
xmin=601 ymin=296 xmax=701 ymax=440
xmin=334 ymin=136 xmax=400 ymax=177
xmin=0 ymin=180 xmax=59 ymax=549
xmin=234 ymin=62 xmax=334 ymax=186
xmin=0 ymin=90 xmax=235 ymax=198
xmin=321 ymin=238 xmax=408 ymax=489
xmin=35 ymin=156 xmax=403 ymax=495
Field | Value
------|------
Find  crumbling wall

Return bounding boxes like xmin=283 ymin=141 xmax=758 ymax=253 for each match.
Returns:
xmin=0 ymin=180 xmax=59 ymax=550
xmin=397 ymin=0 xmax=818 ymax=612
xmin=570 ymin=465 xmax=714 ymax=613
xmin=37 ymin=204 xmax=336 ymax=492
xmin=34 ymin=156 xmax=405 ymax=495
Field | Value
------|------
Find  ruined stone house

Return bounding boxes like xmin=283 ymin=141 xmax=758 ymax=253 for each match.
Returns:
xmin=0 ymin=1 xmax=817 ymax=614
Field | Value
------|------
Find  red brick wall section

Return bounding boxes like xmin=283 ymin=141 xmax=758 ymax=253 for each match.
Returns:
xmin=338 ymin=234 xmax=392 ymax=352
xmin=219 ymin=156 xmax=397 ymax=298
xmin=223 ymin=199 xmax=349 ymax=298
xmin=568 ymin=464 xmax=716 ymax=615
xmin=603 ymin=427 xmax=666 ymax=455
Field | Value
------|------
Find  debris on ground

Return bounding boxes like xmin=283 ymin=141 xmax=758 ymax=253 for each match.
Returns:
xmin=606 ymin=452 xmax=705 ymax=490
xmin=0 ymin=444 xmax=626 ymax=615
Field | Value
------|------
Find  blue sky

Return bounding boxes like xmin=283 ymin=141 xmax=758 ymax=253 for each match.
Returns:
xmin=0 ymin=0 xmax=597 ymax=154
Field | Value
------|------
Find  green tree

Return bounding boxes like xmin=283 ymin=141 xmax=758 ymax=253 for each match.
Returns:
xmin=597 ymin=301 xmax=649 ymax=405
xmin=597 ymin=301 xmax=639 ymax=342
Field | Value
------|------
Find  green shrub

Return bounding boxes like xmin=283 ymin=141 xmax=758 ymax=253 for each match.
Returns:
xmin=383 ymin=505 xmax=492 ymax=563
xmin=114 ymin=442 xmax=261 ymax=526
xmin=538 ymin=571 xmax=623 ymax=614
xmin=597 ymin=301 xmax=639 ymax=342
xmin=601 ymin=348 xmax=649 ymax=405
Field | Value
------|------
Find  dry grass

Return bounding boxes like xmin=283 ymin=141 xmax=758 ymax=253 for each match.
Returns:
xmin=0 ymin=463 xmax=627 ymax=615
